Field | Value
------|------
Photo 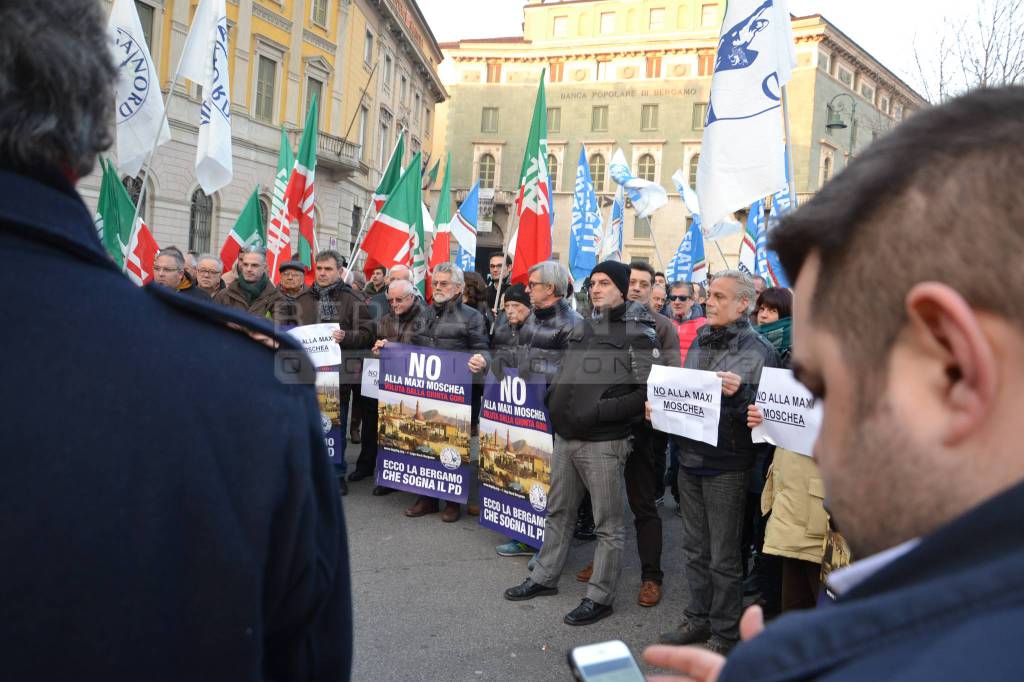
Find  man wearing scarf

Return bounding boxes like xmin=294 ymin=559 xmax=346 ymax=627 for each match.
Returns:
xmin=214 ymin=248 xmax=281 ymax=317
xmin=659 ymin=269 xmax=780 ymax=656
xmin=295 ymin=250 xmax=374 ymax=493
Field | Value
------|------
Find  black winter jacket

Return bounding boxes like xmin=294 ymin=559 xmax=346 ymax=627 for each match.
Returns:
xmin=490 ymin=310 xmax=527 ymax=376
xmin=412 ymin=297 xmax=490 ymax=361
xmin=677 ymin=317 xmax=780 ymax=471
xmin=547 ymin=300 xmax=657 ymax=441
xmin=516 ymin=298 xmax=585 ymax=386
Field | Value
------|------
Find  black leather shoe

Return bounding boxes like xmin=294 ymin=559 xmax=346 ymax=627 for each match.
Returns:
xmin=658 ymin=620 xmax=711 ymax=645
xmin=372 ymin=485 xmax=395 ymax=496
xmin=564 ymin=598 xmax=613 ymax=626
xmin=347 ymin=470 xmax=372 ymax=482
xmin=338 ymin=479 xmax=349 ymax=496
xmin=503 ymin=579 xmax=558 ymax=601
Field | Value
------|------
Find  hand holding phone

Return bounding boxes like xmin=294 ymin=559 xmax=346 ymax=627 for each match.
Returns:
xmin=569 ymin=640 xmax=645 ymax=681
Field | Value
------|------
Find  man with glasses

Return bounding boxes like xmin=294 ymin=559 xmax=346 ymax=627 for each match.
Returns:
xmin=667 ymin=281 xmax=708 ymax=363
xmin=271 ymin=259 xmax=307 ymax=329
xmin=152 ymin=247 xmax=210 ymax=301
xmin=195 ymin=254 xmax=224 ymax=297
xmin=405 ymin=263 xmax=490 ymax=522
xmin=486 ymin=253 xmax=511 ymax=310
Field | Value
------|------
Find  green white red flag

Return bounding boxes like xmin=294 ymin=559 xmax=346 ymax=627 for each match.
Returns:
xmin=428 ymin=152 xmax=453 ymax=275
xmin=372 ymin=132 xmax=405 ymax=212
xmin=94 ymin=157 xmax=158 ymax=285
xmin=220 ymin=187 xmax=265 ymax=273
xmin=284 ymin=95 xmax=320 ymax=285
xmin=361 ymin=153 xmax=423 ymax=290
xmin=266 ymin=127 xmax=295 ymax=284
xmin=510 ymin=73 xmax=552 ymax=285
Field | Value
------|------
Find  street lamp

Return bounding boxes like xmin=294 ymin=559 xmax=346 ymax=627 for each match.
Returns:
xmin=825 ymin=92 xmax=857 ymax=157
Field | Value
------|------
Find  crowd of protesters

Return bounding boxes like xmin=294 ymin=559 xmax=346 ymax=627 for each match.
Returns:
xmin=148 ymin=238 xmax=834 ymax=650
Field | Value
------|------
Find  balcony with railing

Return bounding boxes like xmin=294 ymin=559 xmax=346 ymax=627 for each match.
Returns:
xmin=288 ymin=129 xmax=363 ymax=175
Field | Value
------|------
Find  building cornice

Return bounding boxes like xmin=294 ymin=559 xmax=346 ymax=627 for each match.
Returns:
xmin=252 ymin=3 xmax=292 ymax=32
xmin=303 ymin=28 xmax=337 ymax=53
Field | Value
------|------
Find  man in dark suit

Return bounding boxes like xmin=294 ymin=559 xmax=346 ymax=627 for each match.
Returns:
xmin=644 ymin=87 xmax=1024 ymax=681
xmin=0 ymin=2 xmax=352 ymax=679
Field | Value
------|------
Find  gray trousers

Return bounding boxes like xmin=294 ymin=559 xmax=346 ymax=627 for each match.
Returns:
xmin=532 ymin=434 xmax=631 ymax=605
xmin=679 ymin=469 xmax=748 ymax=641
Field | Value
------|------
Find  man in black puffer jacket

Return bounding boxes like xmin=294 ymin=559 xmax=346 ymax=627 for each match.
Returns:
xmin=504 ymin=260 xmax=656 ymax=628
xmin=516 ymin=261 xmax=586 ymax=388
xmin=659 ymin=269 xmax=780 ymax=656
xmin=406 ymin=262 xmax=490 ymax=522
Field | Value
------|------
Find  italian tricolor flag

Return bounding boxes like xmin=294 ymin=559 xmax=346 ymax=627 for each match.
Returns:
xmin=284 ymin=95 xmax=320 ymax=285
xmin=265 ymin=127 xmax=295 ymax=284
xmin=511 ymin=73 xmax=553 ymax=285
xmin=219 ymin=187 xmax=265 ymax=273
xmin=361 ymin=152 xmax=423 ymax=291
xmin=94 ymin=157 xmax=159 ymax=285
xmin=427 ymin=152 xmax=453 ymax=298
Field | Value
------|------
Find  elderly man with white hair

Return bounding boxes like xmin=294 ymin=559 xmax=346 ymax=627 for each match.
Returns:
xmin=658 ymin=269 xmax=781 ymax=655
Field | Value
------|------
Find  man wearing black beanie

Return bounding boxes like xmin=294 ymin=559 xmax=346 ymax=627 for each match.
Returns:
xmin=504 ymin=258 xmax=657 ymax=626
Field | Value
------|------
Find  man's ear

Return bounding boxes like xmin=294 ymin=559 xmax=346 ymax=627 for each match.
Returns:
xmin=905 ymin=283 xmax=997 ymax=444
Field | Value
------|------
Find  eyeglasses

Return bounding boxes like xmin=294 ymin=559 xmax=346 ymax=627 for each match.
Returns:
xmin=667 ymin=295 xmax=690 ymax=301
xmin=153 ymin=266 xmax=182 ymax=274
xmin=197 ymin=269 xmax=221 ymax=276
xmin=387 ymin=296 xmax=412 ymax=303
xmin=527 ymin=281 xmax=547 ymax=289
xmin=434 ymin=281 xmax=454 ymax=289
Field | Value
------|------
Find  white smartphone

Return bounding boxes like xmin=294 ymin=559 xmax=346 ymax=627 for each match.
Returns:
xmin=568 ymin=640 xmax=646 ymax=682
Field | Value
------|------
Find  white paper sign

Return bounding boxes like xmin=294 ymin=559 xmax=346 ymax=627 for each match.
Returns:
xmin=287 ymin=323 xmax=341 ymax=368
xmin=361 ymin=358 xmax=380 ymax=399
xmin=648 ymin=366 xmax=723 ymax=446
xmin=751 ymin=367 xmax=822 ymax=457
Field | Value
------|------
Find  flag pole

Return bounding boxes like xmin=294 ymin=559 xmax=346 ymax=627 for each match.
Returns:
xmin=713 ymin=240 xmax=731 ymax=270
xmin=645 ymin=213 xmax=668 ymax=272
xmin=489 ymin=200 xmax=521 ymax=333
xmin=125 ymin=36 xmax=196 ymax=271
xmin=781 ymin=85 xmax=799 ymax=211
xmin=345 ymin=126 xmax=407 ymax=280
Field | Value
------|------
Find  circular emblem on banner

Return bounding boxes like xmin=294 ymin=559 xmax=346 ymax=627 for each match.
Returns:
xmin=112 ymin=28 xmax=152 ymax=123
xmin=320 ymin=412 xmax=332 ymax=435
xmin=439 ymin=447 xmax=461 ymax=470
xmin=529 ymin=484 xmax=548 ymax=512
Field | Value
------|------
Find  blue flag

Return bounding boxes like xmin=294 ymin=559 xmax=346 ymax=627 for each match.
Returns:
xmin=761 ymin=147 xmax=797 ymax=287
xmin=666 ymin=216 xmax=707 ymax=285
xmin=569 ymin=145 xmax=602 ymax=282
xmin=599 ymin=186 xmax=625 ymax=262
xmin=452 ymin=181 xmax=480 ymax=272
xmin=739 ymin=199 xmax=765 ymax=276
xmin=609 ymin=148 xmax=668 ymax=219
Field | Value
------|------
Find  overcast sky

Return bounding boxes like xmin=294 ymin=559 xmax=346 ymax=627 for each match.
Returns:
xmin=418 ymin=0 xmax=970 ymax=96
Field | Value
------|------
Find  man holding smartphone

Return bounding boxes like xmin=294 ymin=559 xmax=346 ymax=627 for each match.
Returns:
xmin=645 ymin=87 xmax=1024 ymax=681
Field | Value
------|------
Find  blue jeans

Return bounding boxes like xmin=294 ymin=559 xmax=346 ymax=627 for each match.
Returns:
xmin=678 ymin=469 xmax=748 ymax=641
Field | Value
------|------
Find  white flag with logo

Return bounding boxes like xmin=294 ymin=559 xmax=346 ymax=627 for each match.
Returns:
xmin=178 ymin=0 xmax=232 ymax=194
xmin=107 ymin=0 xmax=171 ymax=178
xmin=696 ymin=0 xmax=796 ymax=230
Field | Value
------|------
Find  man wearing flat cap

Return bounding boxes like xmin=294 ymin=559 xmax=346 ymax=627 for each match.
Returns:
xmin=504 ymin=259 xmax=657 ymax=627
xmin=271 ymin=258 xmax=307 ymax=329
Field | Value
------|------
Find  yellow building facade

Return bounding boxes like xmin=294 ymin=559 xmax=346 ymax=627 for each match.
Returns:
xmin=81 ymin=0 xmax=444 ymax=258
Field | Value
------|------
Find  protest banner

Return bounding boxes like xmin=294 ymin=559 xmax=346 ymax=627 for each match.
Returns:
xmin=375 ymin=343 xmax=472 ymax=503
xmin=647 ymin=366 xmax=723 ymax=446
xmin=287 ymin=323 xmax=341 ymax=368
xmin=360 ymin=357 xmax=380 ymax=400
xmin=314 ymin=366 xmax=343 ymax=465
xmin=478 ymin=371 xmax=552 ymax=548
xmin=752 ymin=367 xmax=821 ymax=456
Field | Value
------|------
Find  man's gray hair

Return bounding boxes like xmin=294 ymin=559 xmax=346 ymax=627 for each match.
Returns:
xmin=197 ymin=254 xmax=223 ymax=270
xmin=0 ymin=0 xmax=116 ymax=179
xmin=184 ymin=252 xmax=198 ymax=268
xmin=715 ymin=269 xmax=757 ymax=314
xmin=668 ymin=280 xmax=695 ymax=297
xmin=433 ymin=262 xmax=464 ymax=288
xmin=528 ymin=260 xmax=569 ymax=297
xmin=388 ymin=279 xmax=415 ymax=297
xmin=155 ymin=248 xmax=184 ymax=270
xmin=241 ymin=246 xmax=266 ymax=263
xmin=388 ymin=264 xmax=411 ymax=280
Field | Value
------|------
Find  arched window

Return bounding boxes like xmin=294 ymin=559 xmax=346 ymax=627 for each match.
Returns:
xmin=637 ymin=153 xmax=657 ymax=182
xmin=479 ymin=153 xmax=496 ymax=189
xmin=589 ymin=153 xmax=606 ymax=192
xmin=189 ymin=189 xmax=213 ymax=253
xmin=546 ymin=153 xmax=559 ymax=192
xmin=688 ymin=153 xmax=700 ymax=189
xmin=122 ymin=175 xmax=147 ymax=221
xmin=822 ymin=155 xmax=833 ymax=185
